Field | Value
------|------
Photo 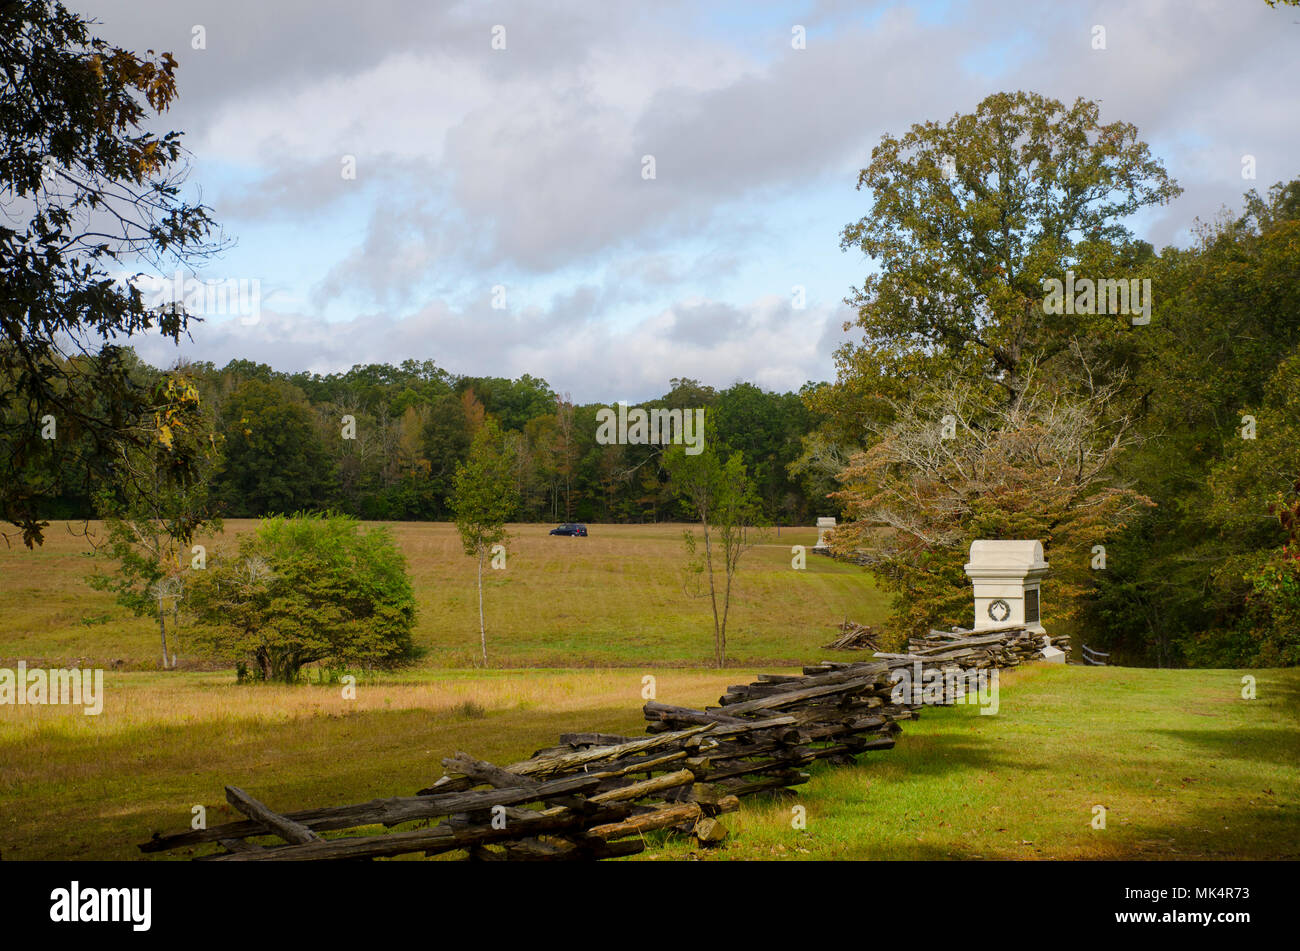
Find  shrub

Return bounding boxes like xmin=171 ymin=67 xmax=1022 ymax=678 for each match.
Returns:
xmin=188 ymin=513 xmax=417 ymax=682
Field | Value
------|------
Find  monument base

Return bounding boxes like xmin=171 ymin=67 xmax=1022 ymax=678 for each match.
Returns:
xmin=1038 ymin=634 xmax=1066 ymax=664
xmin=1039 ymin=645 xmax=1066 ymax=664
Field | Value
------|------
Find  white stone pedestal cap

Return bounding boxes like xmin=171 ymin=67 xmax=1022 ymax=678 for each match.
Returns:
xmin=814 ymin=517 xmax=836 ymax=550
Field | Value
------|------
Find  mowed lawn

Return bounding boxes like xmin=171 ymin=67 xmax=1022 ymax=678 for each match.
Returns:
xmin=646 ymin=664 xmax=1300 ymax=861
xmin=0 ymin=664 xmax=1295 ymax=861
xmin=0 ymin=520 xmax=888 ymax=669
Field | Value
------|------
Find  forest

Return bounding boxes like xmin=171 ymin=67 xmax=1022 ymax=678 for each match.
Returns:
xmin=20 ymin=358 xmax=826 ymax=527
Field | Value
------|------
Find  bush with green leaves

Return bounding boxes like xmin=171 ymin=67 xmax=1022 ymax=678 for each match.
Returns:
xmin=187 ymin=513 xmax=417 ymax=682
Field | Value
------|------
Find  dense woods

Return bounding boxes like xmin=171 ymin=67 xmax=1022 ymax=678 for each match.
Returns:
xmin=19 ymin=358 xmax=826 ymax=528
xmin=815 ymin=93 xmax=1300 ymax=669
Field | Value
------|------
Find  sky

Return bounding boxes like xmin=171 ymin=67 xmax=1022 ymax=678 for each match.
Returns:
xmin=73 ymin=0 xmax=1300 ymax=402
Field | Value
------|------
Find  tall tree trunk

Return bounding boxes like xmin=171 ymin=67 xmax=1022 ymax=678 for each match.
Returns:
xmin=700 ymin=518 xmax=722 ymax=668
xmin=173 ymin=547 xmax=184 ymax=669
xmin=158 ymin=599 xmax=169 ymax=670
xmin=720 ymin=548 xmax=735 ymax=667
xmin=477 ymin=550 xmax=487 ymax=667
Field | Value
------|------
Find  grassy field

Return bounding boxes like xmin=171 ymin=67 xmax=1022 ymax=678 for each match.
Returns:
xmin=647 ymin=664 xmax=1300 ymax=860
xmin=0 ymin=520 xmax=889 ymax=669
xmin=2 ymin=519 xmax=1295 ymax=862
xmin=0 ymin=663 xmax=1294 ymax=860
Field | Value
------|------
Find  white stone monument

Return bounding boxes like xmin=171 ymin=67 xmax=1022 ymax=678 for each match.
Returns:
xmin=814 ymin=517 xmax=836 ymax=551
xmin=964 ymin=539 xmax=1063 ymax=662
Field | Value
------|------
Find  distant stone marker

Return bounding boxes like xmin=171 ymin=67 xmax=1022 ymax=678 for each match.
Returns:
xmin=814 ymin=517 xmax=836 ymax=552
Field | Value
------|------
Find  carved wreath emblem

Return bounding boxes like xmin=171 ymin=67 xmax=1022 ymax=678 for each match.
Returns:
xmin=987 ymin=599 xmax=1011 ymax=623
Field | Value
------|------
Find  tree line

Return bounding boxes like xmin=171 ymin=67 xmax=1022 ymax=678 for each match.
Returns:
xmin=20 ymin=356 xmax=830 ymax=528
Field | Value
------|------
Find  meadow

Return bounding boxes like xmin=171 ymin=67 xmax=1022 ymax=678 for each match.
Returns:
xmin=0 ymin=664 xmax=1294 ymax=861
xmin=0 ymin=520 xmax=887 ymax=669
xmin=1 ymin=521 xmax=1296 ymax=861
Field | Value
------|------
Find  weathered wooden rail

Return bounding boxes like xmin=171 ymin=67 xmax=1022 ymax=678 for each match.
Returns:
xmin=822 ymin=619 xmax=882 ymax=651
xmin=1081 ymin=644 xmax=1109 ymax=666
xmin=140 ymin=627 xmax=1054 ymax=861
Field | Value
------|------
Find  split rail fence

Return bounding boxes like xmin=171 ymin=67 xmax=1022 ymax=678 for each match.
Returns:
xmin=140 ymin=625 xmax=1053 ymax=862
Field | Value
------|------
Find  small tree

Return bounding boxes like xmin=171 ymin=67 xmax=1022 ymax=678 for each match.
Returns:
xmin=664 ymin=431 xmax=764 ymax=668
xmin=89 ymin=371 xmax=220 ymax=669
xmin=187 ymin=513 xmax=417 ymax=682
xmin=449 ymin=420 xmax=519 ymax=666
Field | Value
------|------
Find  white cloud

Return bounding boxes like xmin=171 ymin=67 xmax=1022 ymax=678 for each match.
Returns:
xmin=132 ymin=293 xmax=851 ymax=402
xmin=72 ymin=0 xmax=1300 ymax=391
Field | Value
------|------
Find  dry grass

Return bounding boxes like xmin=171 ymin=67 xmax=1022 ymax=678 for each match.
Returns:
xmin=0 ymin=667 xmax=740 ymax=860
xmin=0 ymin=520 xmax=888 ymax=669
xmin=1 ymin=664 xmax=1295 ymax=861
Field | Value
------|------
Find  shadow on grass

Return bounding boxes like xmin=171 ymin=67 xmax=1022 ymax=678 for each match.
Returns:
xmin=1150 ymin=727 xmax=1300 ymax=768
xmin=833 ymin=735 xmax=1020 ymax=785
xmin=1105 ymin=798 xmax=1300 ymax=860
xmin=873 ymin=707 xmax=1038 ymax=778
xmin=1268 ymin=673 xmax=1300 ymax=715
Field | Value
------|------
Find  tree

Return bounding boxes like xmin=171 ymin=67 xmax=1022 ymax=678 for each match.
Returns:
xmin=460 ymin=374 xmax=557 ymax=432
xmin=88 ymin=369 xmax=221 ymax=668
xmin=1087 ymin=179 xmax=1300 ymax=665
xmin=1 ymin=0 xmax=222 ymax=546
xmin=214 ymin=379 xmax=334 ymax=516
xmin=187 ymin=513 xmax=417 ymax=682
xmin=1198 ymin=347 xmax=1300 ymax=665
xmin=832 ymin=369 xmax=1150 ymax=639
xmin=420 ymin=391 xmax=471 ymax=517
xmin=449 ymin=420 xmax=519 ymax=666
xmin=1240 ymin=479 xmax=1300 ymax=667
xmin=553 ymin=393 xmax=578 ymax=518
xmin=663 ymin=425 xmax=765 ymax=668
xmin=713 ymin=383 xmax=812 ymax=522
xmin=833 ymin=91 xmax=1179 ymax=409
